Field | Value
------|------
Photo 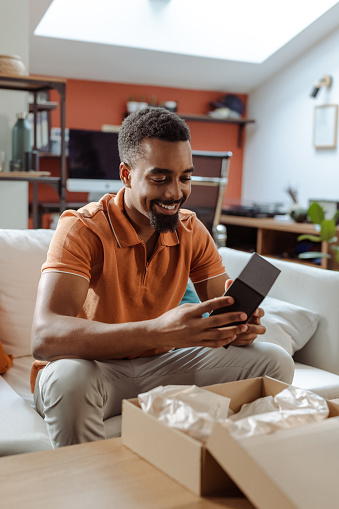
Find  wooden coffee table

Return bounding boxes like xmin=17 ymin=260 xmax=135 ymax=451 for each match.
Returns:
xmin=0 ymin=438 xmax=254 ymax=509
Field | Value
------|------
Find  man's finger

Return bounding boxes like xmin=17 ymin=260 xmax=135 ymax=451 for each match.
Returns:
xmin=191 ymin=296 xmax=235 ymax=316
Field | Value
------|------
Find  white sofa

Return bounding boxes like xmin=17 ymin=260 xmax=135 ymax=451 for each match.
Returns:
xmin=1 ymin=228 xmax=339 ymax=456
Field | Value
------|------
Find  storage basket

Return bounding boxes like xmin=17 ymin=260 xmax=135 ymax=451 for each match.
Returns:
xmin=0 ymin=54 xmax=27 ymax=77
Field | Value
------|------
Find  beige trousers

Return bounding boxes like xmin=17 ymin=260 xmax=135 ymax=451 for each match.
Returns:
xmin=34 ymin=342 xmax=294 ymax=448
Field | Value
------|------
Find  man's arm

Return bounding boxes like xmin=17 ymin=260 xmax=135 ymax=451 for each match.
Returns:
xmin=31 ymin=272 xmax=251 ymax=361
xmin=193 ymin=273 xmax=228 ymax=302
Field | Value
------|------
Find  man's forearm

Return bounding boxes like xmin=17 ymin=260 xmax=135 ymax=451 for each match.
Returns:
xmin=31 ymin=314 xmax=158 ymax=361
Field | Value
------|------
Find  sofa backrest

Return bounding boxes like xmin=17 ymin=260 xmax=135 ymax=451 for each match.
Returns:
xmin=0 ymin=229 xmax=54 ymax=357
xmin=1 ymin=231 xmax=338 ymax=375
xmin=219 ymin=247 xmax=339 ymax=376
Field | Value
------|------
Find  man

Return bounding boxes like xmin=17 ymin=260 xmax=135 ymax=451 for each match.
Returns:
xmin=32 ymin=107 xmax=294 ymax=447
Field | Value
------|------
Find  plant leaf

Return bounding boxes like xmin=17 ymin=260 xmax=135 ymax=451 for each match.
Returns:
xmin=320 ymin=220 xmax=337 ymax=242
xmin=308 ymin=202 xmax=325 ymax=225
xmin=297 ymin=234 xmax=322 ymax=242
xmin=298 ymin=252 xmax=331 ymax=259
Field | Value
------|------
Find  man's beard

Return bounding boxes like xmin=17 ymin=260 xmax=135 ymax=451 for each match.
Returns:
xmin=149 ymin=198 xmax=185 ymax=233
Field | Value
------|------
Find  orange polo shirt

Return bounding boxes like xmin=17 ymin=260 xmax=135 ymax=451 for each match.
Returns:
xmin=42 ymin=188 xmax=225 ymax=357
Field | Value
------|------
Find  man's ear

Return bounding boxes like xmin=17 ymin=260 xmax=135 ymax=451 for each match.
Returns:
xmin=120 ymin=162 xmax=131 ymax=188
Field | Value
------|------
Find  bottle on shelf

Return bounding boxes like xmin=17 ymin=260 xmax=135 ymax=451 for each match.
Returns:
xmin=11 ymin=113 xmax=32 ymax=171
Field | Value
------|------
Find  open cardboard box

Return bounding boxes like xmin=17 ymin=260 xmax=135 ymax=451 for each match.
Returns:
xmin=122 ymin=376 xmax=339 ymax=506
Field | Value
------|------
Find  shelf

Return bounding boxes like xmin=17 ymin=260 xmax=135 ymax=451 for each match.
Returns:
xmin=220 ymin=215 xmax=317 ymax=233
xmin=38 ymin=152 xmax=62 ymax=158
xmin=220 ymin=214 xmax=338 ymax=270
xmin=0 ymin=171 xmax=52 ymax=178
xmin=29 ymin=101 xmax=58 ymax=113
xmin=180 ymin=114 xmax=255 ymax=148
xmin=0 ymin=74 xmax=66 ymax=93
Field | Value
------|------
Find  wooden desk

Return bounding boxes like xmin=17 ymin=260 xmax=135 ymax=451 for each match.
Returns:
xmin=220 ymin=214 xmax=336 ymax=270
xmin=0 ymin=438 xmax=253 ymax=509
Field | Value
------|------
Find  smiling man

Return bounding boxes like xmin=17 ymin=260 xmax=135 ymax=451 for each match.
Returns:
xmin=32 ymin=107 xmax=294 ymax=448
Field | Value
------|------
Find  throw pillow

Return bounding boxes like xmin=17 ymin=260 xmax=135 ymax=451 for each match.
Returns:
xmin=0 ymin=339 xmax=13 ymax=374
xmin=257 ymin=296 xmax=320 ymax=356
xmin=0 ymin=229 xmax=55 ymax=357
xmin=179 ymin=280 xmax=201 ymax=305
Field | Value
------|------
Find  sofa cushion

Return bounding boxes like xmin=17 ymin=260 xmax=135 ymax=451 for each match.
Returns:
xmin=0 ymin=229 xmax=54 ymax=357
xmin=293 ymin=363 xmax=339 ymax=400
xmin=0 ymin=339 xmax=13 ymax=374
xmin=257 ymin=296 xmax=319 ymax=356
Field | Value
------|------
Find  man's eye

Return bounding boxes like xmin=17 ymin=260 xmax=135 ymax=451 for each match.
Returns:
xmin=151 ymin=177 xmax=167 ymax=183
xmin=181 ymin=177 xmax=192 ymax=182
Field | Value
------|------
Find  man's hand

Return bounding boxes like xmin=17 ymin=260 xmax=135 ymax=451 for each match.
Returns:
xmin=230 ymin=307 xmax=266 ymax=346
xmin=153 ymin=296 xmax=249 ymax=350
xmin=223 ymin=279 xmax=266 ymax=347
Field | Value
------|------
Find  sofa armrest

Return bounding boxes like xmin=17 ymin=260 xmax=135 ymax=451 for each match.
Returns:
xmin=0 ymin=376 xmax=52 ymax=456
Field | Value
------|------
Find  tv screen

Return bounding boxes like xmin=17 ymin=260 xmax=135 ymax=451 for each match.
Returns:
xmin=68 ymin=129 xmax=121 ymax=181
xmin=67 ymin=128 xmax=123 ymax=199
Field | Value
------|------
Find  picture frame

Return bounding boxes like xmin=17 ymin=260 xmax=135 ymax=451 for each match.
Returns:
xmin=313 ymin=104 xmax=338 ymax=149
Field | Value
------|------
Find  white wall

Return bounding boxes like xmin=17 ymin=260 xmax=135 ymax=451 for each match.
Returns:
xmin=0 ymin=0 xmax=29 ymax=172
xmin=243 ymin=27 xmax=339 ymax=210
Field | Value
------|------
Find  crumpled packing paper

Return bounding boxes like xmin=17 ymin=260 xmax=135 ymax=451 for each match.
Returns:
xmin=138 ymin=384 xmax=330 ymax=443
xmin=226 ymin=386 xmax=329 ymax=440
xmin=138 ymin=385 xmax=231 ymax=442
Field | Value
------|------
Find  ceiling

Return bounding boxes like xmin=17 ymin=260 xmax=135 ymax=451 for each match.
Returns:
xmin=28 ymin=0 xmax=339 ymax=93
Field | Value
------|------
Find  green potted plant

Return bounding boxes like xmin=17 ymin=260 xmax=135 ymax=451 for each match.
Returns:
xmin=297 ymin=202 xmax=339 ymax=264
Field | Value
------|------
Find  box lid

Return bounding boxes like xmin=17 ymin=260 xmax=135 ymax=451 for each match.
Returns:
xmin=206 ymin=415 xmax=339 ymax=509
xmin=239 ymin=252 xmax=281 ymax=296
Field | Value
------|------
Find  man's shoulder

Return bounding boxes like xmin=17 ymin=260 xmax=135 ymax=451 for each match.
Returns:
xmin=179 ymin=208 xmax=196 ymax=224
xmin=76 ymin=193 xmax=114 ymax=219
xmin=57 ymin=194 xmax=118 ymax=241
xmin=179 ymin=208 xmax=208 ymax=235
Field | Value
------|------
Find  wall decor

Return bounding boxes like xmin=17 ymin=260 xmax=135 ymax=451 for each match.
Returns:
xmin=313 ymin=104 xmax=338 ymax=149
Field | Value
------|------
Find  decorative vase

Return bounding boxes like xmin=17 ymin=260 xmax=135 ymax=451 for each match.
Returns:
xmin=12 ymin=113 xmax=31 ymax=171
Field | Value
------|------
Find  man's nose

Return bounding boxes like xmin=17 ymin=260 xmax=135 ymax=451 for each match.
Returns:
xmin=164 ymin=180 xmax=183 ymax=201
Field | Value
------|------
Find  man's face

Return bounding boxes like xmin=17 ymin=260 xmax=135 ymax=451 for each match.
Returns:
xmin=121 ymin=138 xmax=193 ymax=233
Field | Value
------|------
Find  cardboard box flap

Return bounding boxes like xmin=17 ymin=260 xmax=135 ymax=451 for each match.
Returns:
xmin=204 ymin=376 xmax=289 ymax=413
xmin=122 ymin=397 xmax=233 ymax=496
xmin=207 ymin=416 xmax=339 ymax=509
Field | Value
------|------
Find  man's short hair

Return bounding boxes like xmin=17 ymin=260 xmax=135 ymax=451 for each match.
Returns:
xmin=118 ymin=106 xmax=191 ymax=166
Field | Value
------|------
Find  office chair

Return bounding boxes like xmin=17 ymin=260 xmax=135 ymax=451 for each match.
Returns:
xmin=184 ymin=150 xmax=232 ymax=245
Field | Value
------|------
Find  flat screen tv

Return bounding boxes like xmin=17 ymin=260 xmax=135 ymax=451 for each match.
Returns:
xmin=67 ymin=128 xmax=123 ymax=201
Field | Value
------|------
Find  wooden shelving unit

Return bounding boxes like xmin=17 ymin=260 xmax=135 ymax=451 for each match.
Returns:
xmin=0 ymin=74 xmax=67 ymax=227
xmin=220 ymin=214 xmax=339 ymax=270
xmin=180 ymin=114 xmax=255 ymax=148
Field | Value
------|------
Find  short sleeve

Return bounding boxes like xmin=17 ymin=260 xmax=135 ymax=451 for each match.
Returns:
xmin=42 ymin=211 xmax=102 ymax=281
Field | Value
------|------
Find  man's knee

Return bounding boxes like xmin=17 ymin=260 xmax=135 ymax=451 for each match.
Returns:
xmin=39 ymin=359 xmax=103 ymax=406
xmin=256 ymin=342 xmax=295 ymax=384
xmin=36 ymin=359 xmax=106 ymax=447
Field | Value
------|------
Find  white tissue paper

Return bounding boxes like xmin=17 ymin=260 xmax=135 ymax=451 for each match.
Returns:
xmin=138 ymin=385 xmax=231 ymax=442
xmin=227 ymin=386 xmax=329 ymax=440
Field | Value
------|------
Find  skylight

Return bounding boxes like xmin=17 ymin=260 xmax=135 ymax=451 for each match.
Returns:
xmin=34 ymin=0 xmax=339 ymax=64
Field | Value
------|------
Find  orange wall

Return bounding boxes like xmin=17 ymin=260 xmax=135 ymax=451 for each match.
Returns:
xmin=39 ymin=79 xmax=247 ymax=206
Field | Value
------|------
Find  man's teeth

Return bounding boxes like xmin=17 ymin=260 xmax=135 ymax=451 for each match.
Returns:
xmin=158 ymin=202 xmax=176 ymax=210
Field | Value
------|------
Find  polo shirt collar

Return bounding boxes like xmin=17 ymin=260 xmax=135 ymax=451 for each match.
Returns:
xmin=107 ymin=188 xmax=179 ymax=248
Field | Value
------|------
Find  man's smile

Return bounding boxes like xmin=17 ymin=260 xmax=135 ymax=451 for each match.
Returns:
xmin=152 ymin=200 xmax=182 ymax=215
